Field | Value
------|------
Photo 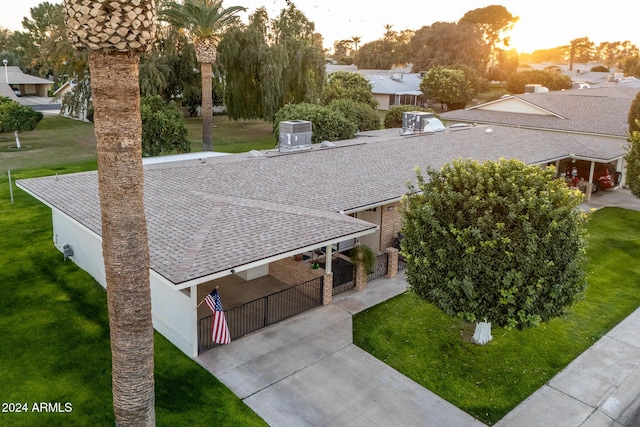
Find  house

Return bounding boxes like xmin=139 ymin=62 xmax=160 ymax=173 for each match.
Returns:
xmin=441 ymin=83 xmax=640 ymax=188
xmin=17 ymin=111 xmax=628 ymax=357
xmin=326 ymin=64 xmax=424 ymax=110
xmin=2 ymin=65 xmax=53 ymax=98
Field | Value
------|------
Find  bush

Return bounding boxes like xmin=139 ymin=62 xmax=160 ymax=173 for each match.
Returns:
xmin=140 ymin=96 xmax=190 ymax=157
xmin=590 ymin=65 xmax=609 ymax=72
xmin=321 ymin=71 xmax=377 ymax=109
xmin=328 ymin=99 xmax=380 ymax=132
xmin=402 ymin=159 xmax=589 ymax=330
xmin=383 ymin=105 xmax=435 ymax=129
xmin=274 ymin=103 xmax=357 ymax=144
xmin=505 ymin=70 xmax=572 ymax=93
xmin=0 ymin=96 xmax=43 ymax=133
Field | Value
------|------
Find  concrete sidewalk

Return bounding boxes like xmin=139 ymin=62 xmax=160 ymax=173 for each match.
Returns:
xmin=196 ymin=188 xmax=640 ymax=426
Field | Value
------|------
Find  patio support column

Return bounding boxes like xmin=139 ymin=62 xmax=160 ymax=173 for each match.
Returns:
xmin=190 ymin=285 xmax=199 ymax=357
xmin=616 ymin=157 xmax=625 ymax=187
xmin=322 ymin=272 xmax=333 ymax=305
xmin=385 ymin=247 xmax=399 ymax=279
xmin=324 ymin=244 xmax=332 ymax=275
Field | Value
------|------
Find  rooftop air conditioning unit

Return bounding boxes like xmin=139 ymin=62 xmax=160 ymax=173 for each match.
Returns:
xmin=279 ymin=120 xmax=312 ymax=152
xmin=401 ymin=112 xmax=445 ymax=135
xmin=524 ymin=84 xmax=548 ymax=93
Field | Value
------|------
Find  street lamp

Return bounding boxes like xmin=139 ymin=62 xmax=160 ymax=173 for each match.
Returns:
xmin=3 ymin=59 xmax=7 ymax=84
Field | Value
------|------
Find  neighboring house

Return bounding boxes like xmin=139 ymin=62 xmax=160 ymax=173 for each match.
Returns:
xmin=441 ymin=83 xmax=640 ymax=188
xmin=17 ymin=116 xmax=627 ymax=357
xmin=361 ymin=71 xmax=424 ymax=110
xmin=2 ymin=66 xmax=53 ymax=98
xmin=325 ymin=64 xmax=424 ymax=110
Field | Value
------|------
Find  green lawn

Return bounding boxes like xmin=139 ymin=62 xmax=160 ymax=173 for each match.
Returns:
xmin=0 ymin=114 xmax=276 ymax=171
xmin=0 ymin=117 xmax=273 ymax=425
xmin=354 ymin=207 xmax=640 ymax=425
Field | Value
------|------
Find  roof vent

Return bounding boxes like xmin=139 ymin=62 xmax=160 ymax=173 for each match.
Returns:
xmin=278 ymin=120 xmax=313 ymax=152
xmin=320 ymin=141 xmax=336 ymax=148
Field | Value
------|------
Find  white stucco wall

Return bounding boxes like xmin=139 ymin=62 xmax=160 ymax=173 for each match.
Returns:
xmin=51 ymin=209 xmax=196 ymax=357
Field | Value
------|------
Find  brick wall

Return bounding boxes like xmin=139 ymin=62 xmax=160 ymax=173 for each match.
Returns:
xmin=270 ymin=256 xmax=325 ymax=285
xmin=380 ymin=202 xmax=403 ymax=250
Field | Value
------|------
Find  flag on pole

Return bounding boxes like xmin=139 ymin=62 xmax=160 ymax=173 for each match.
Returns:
xmin=204 ymin=289 xmax=231 ymax=344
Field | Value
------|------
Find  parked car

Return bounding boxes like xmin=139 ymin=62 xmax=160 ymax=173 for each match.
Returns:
xmin=559 ymin=159 xmax=621 ymax=193
xmin=12 ymin=87 xmax=21 ymax=97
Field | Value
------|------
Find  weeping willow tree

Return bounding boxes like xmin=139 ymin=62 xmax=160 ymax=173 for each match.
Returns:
xmin=218 ymin=3 xmax=325 ymax=122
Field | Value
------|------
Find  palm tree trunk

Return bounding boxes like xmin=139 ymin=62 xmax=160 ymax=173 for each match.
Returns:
xmin=201 ymin=62 xmax=213 ymax=151
xmin=89 ymin=50 xmax=155 ymax=427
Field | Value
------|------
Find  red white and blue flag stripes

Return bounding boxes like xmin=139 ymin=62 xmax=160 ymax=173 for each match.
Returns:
xmin=204 ymin=289 xmax=231 ymax=345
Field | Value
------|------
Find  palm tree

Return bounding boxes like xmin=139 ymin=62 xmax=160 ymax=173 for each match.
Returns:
xmin=62 ymin=0 xmax=156 ymax=424
xmin=161 ymin=0 xmax=246 ymax=152
xmin=350 ymin=36 xmax=361 ymax=53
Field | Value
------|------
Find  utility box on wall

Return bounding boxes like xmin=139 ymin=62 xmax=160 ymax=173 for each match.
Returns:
xmin=279 ymin=120 xmax=313 ymax=152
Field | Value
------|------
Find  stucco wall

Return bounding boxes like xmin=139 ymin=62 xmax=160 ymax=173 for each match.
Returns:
xmin=51 ymin=210 xmax=195 ymax=356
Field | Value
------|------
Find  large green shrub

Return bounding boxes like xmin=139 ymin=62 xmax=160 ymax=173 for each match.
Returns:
xmin=505 ymin=70 xmax=572 ymax=93
xmin=140 ymin=96 xmax=190 ymax=157
xmin=0 ymin=96 xmax=43 ymax=133
xmin=273 ymin=103 xmax=357 ymax=144
xmin=401 ymin=158 xmax=589 ymax=330
xmin=328 ymin=99 xmax=380 ymax=132
xmin=383 ymin=105 xmax=435 ymax=129
xmin=321 ymin=71 xmax=377 ymax=109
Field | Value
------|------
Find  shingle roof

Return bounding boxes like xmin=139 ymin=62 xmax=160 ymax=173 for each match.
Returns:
xmin=18 ymin=125 xmax=626 ymax=287
xmin=441 ymin=85 xmax=639 ymax=137
xmin=4 ymin=66 xmax=54 ymax=85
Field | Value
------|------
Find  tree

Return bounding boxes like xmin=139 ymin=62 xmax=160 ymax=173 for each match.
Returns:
xmin=420 ymin=66 xmax=473 ymax=110
xmin=408 ymin=22 xmax=489 ymax=73
xmin=161 ymin=0 xmax=246 ymax=152
xmin=269 ymin=3 xmax=325 ymax=105
xmin=273 ymin=103 xmax=357 ymax=144
xmin=0 ymin=96 xmax=43 ymax=148
xmin=626 ymin=92 xmax=640 ymax=198
xmin=351 ymin=36 xmax=361 ymax=52
xmin=619 ymin=55 xmax=640 ymax=78
xmin=401 ymin=159 xmax=589 ymax=343
xmin=568 ymin=37 xmax=595 ymax=70
xmin=216 ymin=8 xmax=267 ymax=121
xmin=459 ymin=5 xmax=519 ymax=74
xmin=354 ymin=39 xmax=397 ymax=70
xmin=596 ymin=41 xmax=639 ymax=69
xmin=62 ymin=0 xmax=157 ymax=424
xmin=141 ymin=96 xmax=191 ymax=156
xmin=321 ymin=71 xmax=377 ymax=108
xmin=219 ymin=4 xmax=325 ymax=122
xmin=505 ymin=69 xmax=572 ymax=94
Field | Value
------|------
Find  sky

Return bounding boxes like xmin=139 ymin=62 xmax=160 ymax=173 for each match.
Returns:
xmin=2 ymin=1 xmax=639 ymax=54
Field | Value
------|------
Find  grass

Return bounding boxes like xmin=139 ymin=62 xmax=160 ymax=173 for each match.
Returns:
xmin=353 ymin=207 xmax=640 ymax=425
xmin=0 ymin=116 xmax=273 ymax=426
xmin=0 ymin=114 xmax=276 ymax=172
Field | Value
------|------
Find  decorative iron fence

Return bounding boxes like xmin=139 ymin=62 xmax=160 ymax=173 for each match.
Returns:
xmin=398 ymin=254 xmax=407 ymax=271
xmin=331 ymin=259 xmax=354 ymax=295
xmin=367 ymin=252 xmax=389 ymax=282
xmin=198 ymin=276 xmax=323 ymax=352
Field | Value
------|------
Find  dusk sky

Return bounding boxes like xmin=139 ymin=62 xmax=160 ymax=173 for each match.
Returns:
xmin=2 ymin=1 xmax=639 ymax=53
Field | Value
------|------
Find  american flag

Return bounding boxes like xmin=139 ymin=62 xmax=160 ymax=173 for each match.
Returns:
xmin=204 ymin=289 xmax=231 ymax=344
